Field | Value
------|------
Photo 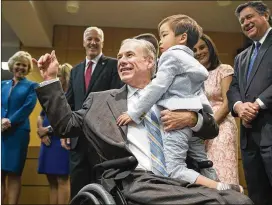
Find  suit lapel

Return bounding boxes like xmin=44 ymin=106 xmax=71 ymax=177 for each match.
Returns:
xmin=3 ymin=80 xmax=12 ymax=108
xmin=106 ymin=85 xmax=128 ymax=140
xmin=246 ymin=30 xmax=272 ymax=92
xmin=77 ymin=61 xmax=86 ymax=95
xmin=86 ymin=55 xmax=108 ymax=95
xmin=242 ymin=45 xmax=253 ymax=90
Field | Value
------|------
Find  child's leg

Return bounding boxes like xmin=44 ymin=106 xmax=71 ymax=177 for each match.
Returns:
xmin=187 ymin=136 xmax=219 ymax=181
xmin=163 ymin=128 xmax=243 ymax=193
xmin=163 ymin=128 xmax=200 ymax=183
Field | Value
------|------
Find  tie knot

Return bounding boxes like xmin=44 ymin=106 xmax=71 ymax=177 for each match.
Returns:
xmin=87 ymin=61 xmax=93 ymax=68
xmin=256 ymin=42 xmax=261 ymax=50
xmin=134 ymin=90 xmax=140 ymax=98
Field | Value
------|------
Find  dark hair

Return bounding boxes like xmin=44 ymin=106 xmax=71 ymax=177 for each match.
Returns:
xmin=158 ymin=14 xmax=203 ymax=50
xmin=134 ymin=33 xmax=159 ymax=57
xmin=235 ymin=1 xmax=272 ymax=26
xmin=200 ymin=34 xmax=221 ymax=71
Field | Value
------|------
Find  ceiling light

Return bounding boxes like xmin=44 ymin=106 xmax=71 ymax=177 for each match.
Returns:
xmin=66 ymin=1 xmax=79 ymax=14
xmin=217 ymin=1 xmax=232 ymax=7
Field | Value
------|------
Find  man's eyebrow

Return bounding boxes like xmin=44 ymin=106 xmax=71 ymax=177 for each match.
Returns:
xmin=160 ymin=30 xmax=167 ymax=34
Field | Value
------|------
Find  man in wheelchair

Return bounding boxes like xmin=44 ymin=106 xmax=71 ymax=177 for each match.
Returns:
xmin=35 ymin=39 xmax=252 ymax=205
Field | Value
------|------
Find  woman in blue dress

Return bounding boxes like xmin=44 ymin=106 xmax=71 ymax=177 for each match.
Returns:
xmin=37 ymin=63 xmax=72 ymax=204
xmin=1 ymin=51 xmax=38 ymax=204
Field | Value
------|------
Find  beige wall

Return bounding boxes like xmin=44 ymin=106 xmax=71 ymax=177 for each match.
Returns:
xmin=19 ymin=25 xmax=246 ymax=204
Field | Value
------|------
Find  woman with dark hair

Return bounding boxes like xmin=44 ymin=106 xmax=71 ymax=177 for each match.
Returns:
xmin=193 ymin=34 xmax=239 ymax=185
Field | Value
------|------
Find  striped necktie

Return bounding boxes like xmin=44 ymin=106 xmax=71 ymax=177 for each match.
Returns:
xmin=143 ymin=108 xmax=168 ymax=177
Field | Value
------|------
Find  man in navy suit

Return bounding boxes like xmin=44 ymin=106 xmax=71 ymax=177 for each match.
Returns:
xmin=65 ymin=27 xmax=123 ymax=198
xmin=227 ymin=1 xmax=272 ymax=204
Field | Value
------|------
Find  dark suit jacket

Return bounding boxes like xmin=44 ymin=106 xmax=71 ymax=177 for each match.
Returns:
xmin=227 ymin=30 xmax=272 ymax=149
xmin=36 ymin=82 xmax=219 ymax=164
xmin=66 ymin=55 xmax=123 ymax=149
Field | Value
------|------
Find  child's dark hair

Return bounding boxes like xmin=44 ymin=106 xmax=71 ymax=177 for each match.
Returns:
xmin=158 ymin=14 xmax=203 ymax=50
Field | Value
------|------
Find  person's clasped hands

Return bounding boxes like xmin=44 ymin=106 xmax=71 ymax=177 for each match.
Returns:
xmin=1 ymin=118 xmax=11 ymax=132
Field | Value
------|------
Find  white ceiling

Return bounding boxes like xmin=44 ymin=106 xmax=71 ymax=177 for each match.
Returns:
xmin=2 ymin=1 xmax=272 ymax=47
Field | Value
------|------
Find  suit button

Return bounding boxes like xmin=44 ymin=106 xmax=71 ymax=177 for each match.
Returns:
xmin=246 ymin=94 xmax=249 ymax=98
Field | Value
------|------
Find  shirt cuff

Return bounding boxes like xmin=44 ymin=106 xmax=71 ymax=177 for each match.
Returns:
xmin=39 ymin=78 xmax=59 ymax=87
xmin=191 ymin=113 xmax=203 ymax=132
xmin=233 ymin=101 xmax=242 ymax=114
xmin=256 ymin=98 xmax=267 ymax=109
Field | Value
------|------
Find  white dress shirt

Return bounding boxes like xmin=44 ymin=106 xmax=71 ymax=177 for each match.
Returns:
xmin=126 ymin=86 xmax=152 ymax=170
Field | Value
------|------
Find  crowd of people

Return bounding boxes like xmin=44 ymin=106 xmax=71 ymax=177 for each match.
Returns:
xmin=1 ymin=1 xmax=271 ymax=204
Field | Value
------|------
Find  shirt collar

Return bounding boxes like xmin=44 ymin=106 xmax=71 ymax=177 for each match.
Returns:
xmin=127 ymin=85 xmax=140 ymax=99
xmin=167 ymin=45 xmax=194 ymax=57
xmin=85 ymin=52 xmax=103 ymax=66
xmin=256 ymin=27 xmax=272 ymax=45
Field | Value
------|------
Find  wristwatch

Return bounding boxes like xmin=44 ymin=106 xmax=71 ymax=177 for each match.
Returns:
xmin=47 ymin=126 xmax=54 ymax=135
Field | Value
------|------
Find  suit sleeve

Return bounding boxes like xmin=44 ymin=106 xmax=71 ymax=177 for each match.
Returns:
xmin=9 ymin=83 xmax=38 ymax=125
xmin=193 ymin=110 xmax=219 ymax=139
xmin=227 ymin=56 xmax=242 ymax=117
xmin=36 ymin=81 xmax=93 ymax=138
xmin=127 ymin=51 xmax=181 ymax=123
xmin=259 ymin=84 xmax=272 ymax=111
xmin=65 ymin=68 xmax=75 ymax=110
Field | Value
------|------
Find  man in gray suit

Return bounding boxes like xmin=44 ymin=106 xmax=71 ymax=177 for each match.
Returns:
xmin=34 ymin=40 xmax=251 ymax=204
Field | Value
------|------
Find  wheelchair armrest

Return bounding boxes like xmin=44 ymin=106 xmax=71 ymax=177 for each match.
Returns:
xmin=94 ymin=156 xmax=137 ymax=171
xmin=186 ymin=155 xmax=213 ymax=171
xmin=198 ymin=160 xmax=213 ymax=169
xmin=93 ymin=156 xmax=137 ymax=180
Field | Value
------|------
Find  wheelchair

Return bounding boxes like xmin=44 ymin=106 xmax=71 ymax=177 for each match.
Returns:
xmin=69 ymin=156 xmax=213 ymax=205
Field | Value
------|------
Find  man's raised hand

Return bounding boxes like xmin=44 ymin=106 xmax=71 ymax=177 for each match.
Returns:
xmin=33 ymin=50 xmax=59 ymax=81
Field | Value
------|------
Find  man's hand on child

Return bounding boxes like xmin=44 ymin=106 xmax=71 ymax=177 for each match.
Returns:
xmin=117 ymin=113 xmax=133 ymax=126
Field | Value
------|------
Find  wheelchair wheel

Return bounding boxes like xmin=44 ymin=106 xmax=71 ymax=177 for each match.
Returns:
xmin=69 ymin=192 xmax=100 ymax=205
xmin=70 ymin=183 xmax=116 ymax=205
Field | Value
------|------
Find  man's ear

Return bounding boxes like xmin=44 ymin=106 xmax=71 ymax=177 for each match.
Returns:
xmin=263 ymin=12 xmax=270 ymax=22
xmin=177 ymin=33 xmax=188 ymax=45
xmin=146 ymin=56 xmax=155 ymax=70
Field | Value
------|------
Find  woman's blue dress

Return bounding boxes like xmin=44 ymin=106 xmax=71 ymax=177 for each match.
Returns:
xmin=37 ymin=111 xmax=69 ymax=175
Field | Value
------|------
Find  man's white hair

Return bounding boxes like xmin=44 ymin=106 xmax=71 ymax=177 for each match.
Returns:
xmin=121 ymin=38 xmax=157 ymax=77
xmin=83 ymin=27 xmax=104 ymax=42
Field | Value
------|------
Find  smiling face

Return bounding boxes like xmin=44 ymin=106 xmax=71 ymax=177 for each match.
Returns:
xmin=193 ymin=38 xmax=210 ymax=69
xmin=12 ymin=60 xmax=29 ymax=79
xmin=239 ymin=6 xmax=270 ymax=41
xmin=117 ymin=40 xmax=153 ymax=88
xmin=83 ymin=29 xmax=104 ymax=59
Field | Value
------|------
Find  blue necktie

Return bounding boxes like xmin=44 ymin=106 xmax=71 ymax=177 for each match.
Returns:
xmin=247 ymin=42 xmax=261 ymax=81
xmin=143 ymin=108 xmax=168 ymax=177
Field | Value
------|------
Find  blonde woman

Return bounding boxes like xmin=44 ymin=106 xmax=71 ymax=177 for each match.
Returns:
xmin=1 ymin=51 xmax=38 ymax=204
xmin=37 ymin=63 xmax=72 ymax=204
